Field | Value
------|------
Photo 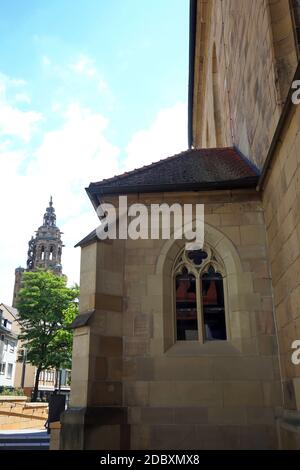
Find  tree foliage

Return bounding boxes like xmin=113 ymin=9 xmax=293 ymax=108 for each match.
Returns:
xmin=17 ymin=270 xmax=79 ymax=375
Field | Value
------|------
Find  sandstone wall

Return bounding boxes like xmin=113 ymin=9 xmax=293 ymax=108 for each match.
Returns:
xmin=122 ymin=191 xmax=281 ymax=449
xmin=62 ymin=190 xmax=282 ymax=449
xmin=262 ymin=100 xmax=300 ymax=448
xmin=193 ymin=0 xmax=298 ymax=168
xmin=0 ymin=396 xmax=48 ymax=430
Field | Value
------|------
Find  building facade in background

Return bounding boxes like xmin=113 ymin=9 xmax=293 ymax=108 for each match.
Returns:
xmin=59 ymin=0 xmax=300 ymax=450
xmin=0 ymin=305 xmax=18 ymax=388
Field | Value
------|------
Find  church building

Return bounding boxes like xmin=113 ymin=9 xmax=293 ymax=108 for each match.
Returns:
xmin=12 ymin=198 xmax=68 ymax=398
xmin=59 ymin=0 xmax=300 ymax=449
xmin=13 ymin=196 xmax=63 ymax=308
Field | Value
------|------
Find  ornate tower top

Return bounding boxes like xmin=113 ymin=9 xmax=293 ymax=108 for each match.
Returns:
xmin=12 ymin=197 xmax=64 ymax=306
xmin=26 ymin=197 xmax=64 ymax=274
xmin=43 ymin=196 xmax=56 ymax=227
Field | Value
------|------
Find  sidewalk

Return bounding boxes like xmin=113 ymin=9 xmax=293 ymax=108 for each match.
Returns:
xmin=0 ymin=428 xmax=49 ymax=449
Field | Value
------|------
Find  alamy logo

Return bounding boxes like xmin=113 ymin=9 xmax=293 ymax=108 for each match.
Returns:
xmin=291 ymin=340 xmax=300 ymax=365
xmin=291 ymin=80 xmax=300 ymax=105
xmin=96 ymin=196 xmax=204 ymax=250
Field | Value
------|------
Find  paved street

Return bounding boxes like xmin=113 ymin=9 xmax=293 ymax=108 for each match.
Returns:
xmin=0 ymin=429 xmax=49 ymax=450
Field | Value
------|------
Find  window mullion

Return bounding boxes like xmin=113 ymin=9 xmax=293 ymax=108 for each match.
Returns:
xmin=196 ymin=273 xmax=204 ymax=343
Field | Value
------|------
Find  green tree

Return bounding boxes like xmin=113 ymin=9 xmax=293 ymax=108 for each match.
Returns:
xmin=16 ymin=270 xmax=79 ymax=402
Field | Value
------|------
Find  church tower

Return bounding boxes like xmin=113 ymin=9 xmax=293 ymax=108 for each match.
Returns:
xmin=26 ymin=197 xmax=63 ymax=274
xmin=12 ymin=197 xmax=64 ymax=306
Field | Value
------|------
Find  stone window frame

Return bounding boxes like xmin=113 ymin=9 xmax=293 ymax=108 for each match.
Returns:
xmin=154 ymin=222 xmax=258 ymax=355
xmin=172 ymin=244 xmax=229 ymax=345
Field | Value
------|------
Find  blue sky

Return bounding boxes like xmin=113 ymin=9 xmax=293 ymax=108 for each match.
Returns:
xmin=0 ymin=0 xmax=189 ymax=303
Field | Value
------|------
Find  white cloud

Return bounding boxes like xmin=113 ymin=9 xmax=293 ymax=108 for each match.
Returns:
xmin=30 ymin=103 xmax=120 ymax=188
xmin=69 ymin=54 xmax=108 ymax=93
xmin=0 ymin=73 xmax=27 ymax=96
xmin=7 ymin=78 xmax=27 ymax=88
xmin=51 ymin=101 xmax=62 ymax=112
xmin=0 ymin=104 xmax=41 ymax=141
xmin=70 ymin=54 xmax=97 ymax=77
xmin=42 ymin=55 xmax=51 ymax=66
xmin=0 ymin=73 xmax=41 ymax=142
xmin=124 ymin=102 xmax=187 ymax=171
xmin=0 ymin=102 xmax=120 ymax=303
xmin=15 ymin=92 xmax=31 ymax=104
xmin=0 ymin=97 xmax=188 ymax=305
xmin=97 ymin=78 xmax=108 ymax=92
xmin=40 ymin=54 xmax=110 ymax=106
xmin=26 ymin=103 xmax=121 ymax=280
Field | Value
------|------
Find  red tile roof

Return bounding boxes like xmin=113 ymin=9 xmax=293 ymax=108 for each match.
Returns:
xmin=87 ymin=147 xmax=260 ymax=200
xmin=77 ymin=148 xmax=260 ymax=248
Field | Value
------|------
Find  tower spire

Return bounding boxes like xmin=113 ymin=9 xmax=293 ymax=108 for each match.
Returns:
xmin=43 ymin=196 xmax=56 ymax=227
xmin=24 ymin=196 xmax=63 ymax=275
xmin=12 ymin=196 xmax=63 ymax=304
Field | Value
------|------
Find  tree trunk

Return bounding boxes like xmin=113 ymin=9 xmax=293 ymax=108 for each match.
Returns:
xmin=32 ymin=367 xmax=41 ymax=402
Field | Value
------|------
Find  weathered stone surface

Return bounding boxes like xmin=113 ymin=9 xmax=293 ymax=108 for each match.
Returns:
xmin=60 ymin=0 xmax=300 ymax=450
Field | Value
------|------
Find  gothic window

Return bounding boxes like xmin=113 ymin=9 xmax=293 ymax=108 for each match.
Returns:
xmin=49 ymin=246 xmax=54 ymax=261
xmin=202 ymin=266 xmax=226 ymax=340
xmin=174 ymin=247 xmax=227 ymax=343
xmin=41 ymin=246 xmax=45 ymax=260
xmin=175 ymin=268 xmax=198 ymax=340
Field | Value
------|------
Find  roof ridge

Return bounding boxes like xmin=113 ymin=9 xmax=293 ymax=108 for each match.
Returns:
xmin=0 ymin=303 xmax=19 ymax=319
xmin=233 ymin=146 xmax=261 ymax=175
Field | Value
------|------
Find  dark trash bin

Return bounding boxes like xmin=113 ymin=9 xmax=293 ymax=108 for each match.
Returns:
xmin=46 ymin=391 xmax=66 ymax=434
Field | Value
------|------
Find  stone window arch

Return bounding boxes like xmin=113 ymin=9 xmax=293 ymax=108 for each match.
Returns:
xmin=173 ymin=245 xmax=227 ymax=343
xmin=154 ymin=223 xmax=258 ymax=354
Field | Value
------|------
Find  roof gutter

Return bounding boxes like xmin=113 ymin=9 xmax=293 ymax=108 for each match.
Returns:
xmin=188 ymin=0 xmax=197 ymax=149
xmin=257 ymin=61 xmax=300 ymax=191
xmin=87 ymin=176 xmax=259 ymax=198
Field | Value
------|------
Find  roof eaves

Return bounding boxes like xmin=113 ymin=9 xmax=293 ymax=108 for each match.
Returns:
xmin=71 ymin=310 xmax=95 ymax=329
xmin=87 ymin=176 xmax=259 ymax=197
xmin=74 ymin=229 xmax=98 ymax=248
xmin=85 ymin=186 xmax=101 ymax=212
xmin=1 ymin=304 xmax=19 ymax=320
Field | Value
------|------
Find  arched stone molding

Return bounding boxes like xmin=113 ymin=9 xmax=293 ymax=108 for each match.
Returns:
xmin=153 ymin=222 xmax=257 ymax=354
